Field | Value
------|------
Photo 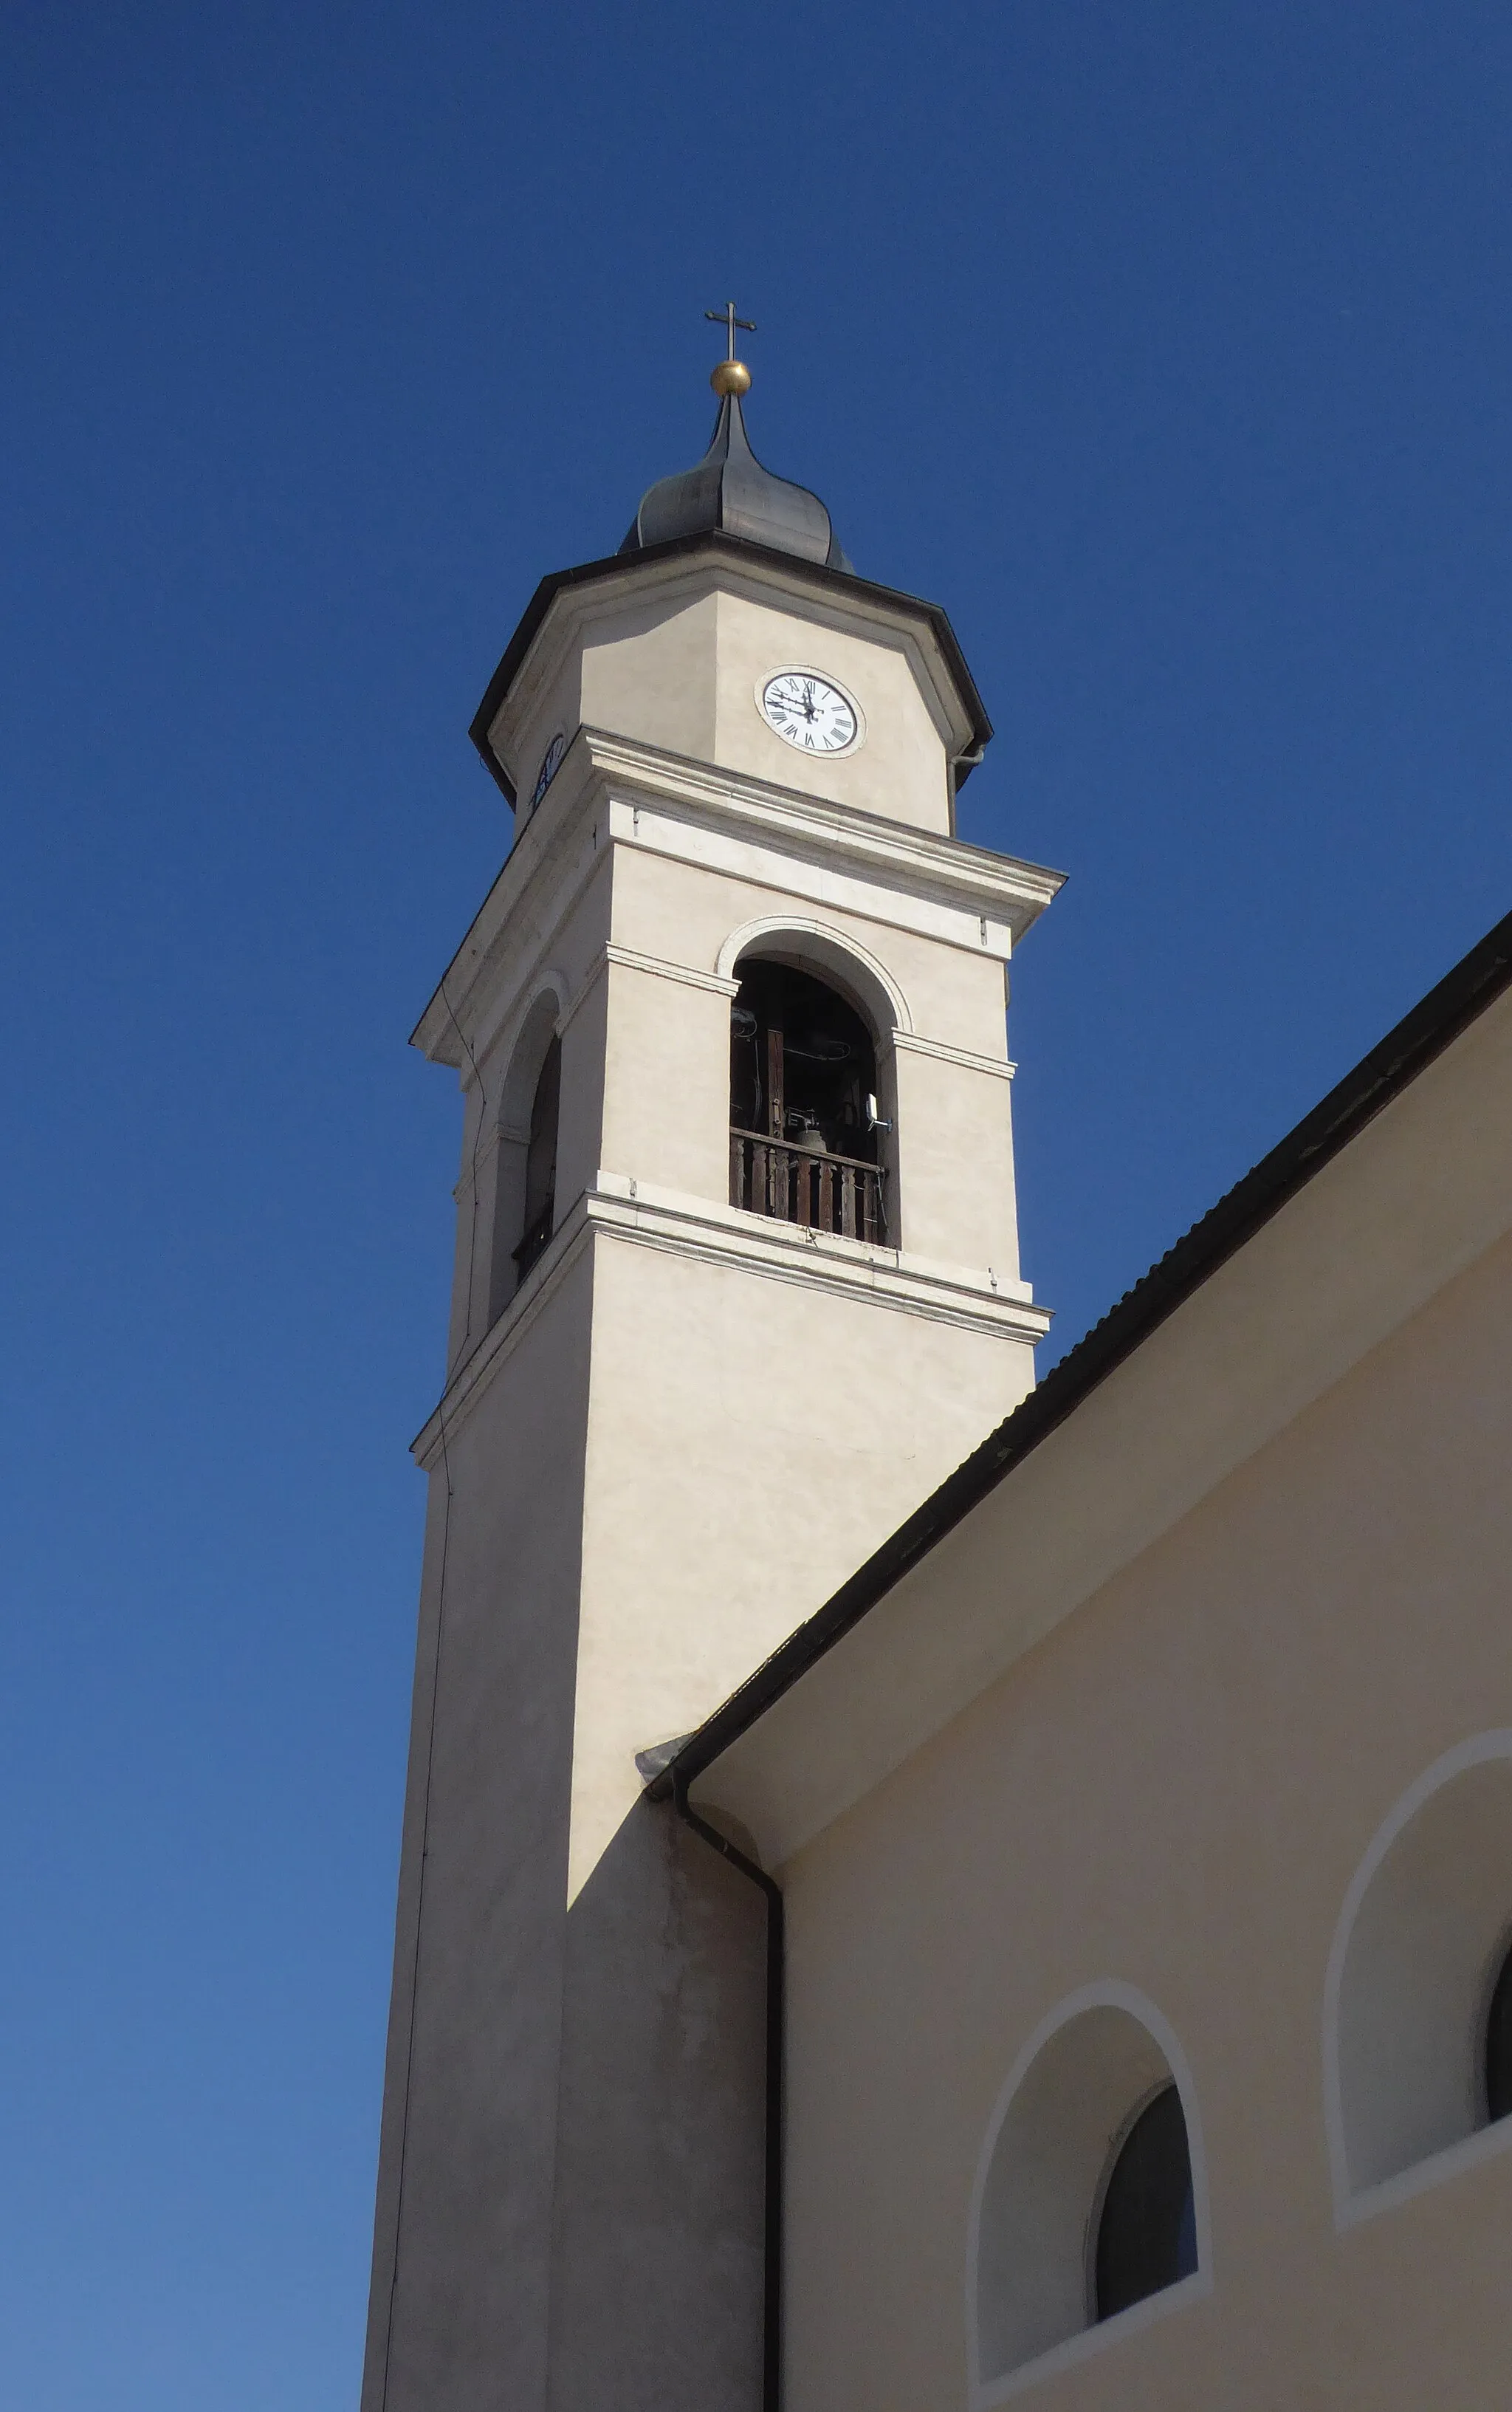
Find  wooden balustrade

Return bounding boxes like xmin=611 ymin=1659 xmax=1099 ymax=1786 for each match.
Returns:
xmin=729 ymin=1128 xmax=886 ymax=1243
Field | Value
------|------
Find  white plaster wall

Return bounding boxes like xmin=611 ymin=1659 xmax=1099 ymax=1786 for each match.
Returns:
xmin=1329 ymin=1743 xmax=1512 ymax=2200
xmin=546 ymin=1790 xmax=769 ymax=2412
xmin=773 ymin=1219 xmax=1512 ymax=2412
xmin=568 ymin=1230 xmax=1037 ymax=1897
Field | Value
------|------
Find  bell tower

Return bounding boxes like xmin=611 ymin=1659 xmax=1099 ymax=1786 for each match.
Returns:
xmin=360 ymin=336 xmax=1062 ymax=2412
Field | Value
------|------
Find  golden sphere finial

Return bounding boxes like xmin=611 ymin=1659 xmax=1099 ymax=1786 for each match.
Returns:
xmin=711 ymin=357 xmax=752 ymax=397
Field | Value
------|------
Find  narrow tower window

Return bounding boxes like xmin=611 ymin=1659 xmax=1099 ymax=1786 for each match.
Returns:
xmin=1485 ymin=1937 xmax=1512 ymax=2122
xmin=513 ymin=1032 xmax=560 ymax=1281
xmin=1093 ymin=2082 xmax=1197 ymax=2322
xmin=728 ymin=959 xmax=884 ymax=1241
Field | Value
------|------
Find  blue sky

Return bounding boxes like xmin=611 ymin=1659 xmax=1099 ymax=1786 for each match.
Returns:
xmin=4 ymin=3 xmax=1512 ymax=2403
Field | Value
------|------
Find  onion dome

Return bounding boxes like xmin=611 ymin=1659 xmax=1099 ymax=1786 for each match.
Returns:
xmin=621 ymin=364 xmax=853 ymax=573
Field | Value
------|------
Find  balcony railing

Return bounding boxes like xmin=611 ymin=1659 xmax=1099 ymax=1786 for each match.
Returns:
xmin=729 ymin=1128 xmax=887 ymax=1243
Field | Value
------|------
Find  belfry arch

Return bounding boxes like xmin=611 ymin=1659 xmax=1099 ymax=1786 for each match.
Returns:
xmin=715 ymin=915 xmax=912 ymax=1037
xmin=487 ymin=982 xmax=565 ymax=1320
xmin=727 ymin=947 xmax=892 ymax=1242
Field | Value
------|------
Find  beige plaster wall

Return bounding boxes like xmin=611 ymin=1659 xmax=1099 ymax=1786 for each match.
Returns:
xmin=503 ymin=568 xmax=958 ymax=835
xmin=450 ymin=854 xmax=613 ymax=1356
xmin=777 ymin=1219 xmax=1512 ymax=2411
xmin=611 ymin=840 xmax=1011 ymax=1051
xmin=709 ymin=586 xmax=952 ymax=829
xmin=361 ymin=1250 xmax=596 ymax=2412
xmin=889 ymin=1044 xmax=1020 ymax=1273
xmin=596 ymin=959 xmax=734 ymax=1204
xmin=424 ymin=775 xmax=1045 ymax=1905
xmin=568 ymin=1231 xmax=1037 ymax=1898
xmin=604 ymin=840 xmax=1018 ymax=1265
xmin=578 ymin=585 xmax=721 ymax=768
xmin=379 ymin=545 xmax=1058 ymax=2412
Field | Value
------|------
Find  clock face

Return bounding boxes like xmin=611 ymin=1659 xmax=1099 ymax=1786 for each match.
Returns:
xmin=759 ymin=670 xmax=861 ymax=756
xmin=531 ymin=730 xmax=566 ymax=811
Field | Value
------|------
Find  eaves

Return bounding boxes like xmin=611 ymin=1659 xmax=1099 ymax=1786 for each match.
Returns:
xmin=649 ymin=904 xmax=1512 ymax=1840
xmin=467 ymin=530 xmax=995 ymax=808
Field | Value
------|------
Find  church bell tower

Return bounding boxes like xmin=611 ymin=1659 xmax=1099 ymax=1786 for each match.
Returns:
xmin=360 ymin=327 xmax=1062 ymax=2412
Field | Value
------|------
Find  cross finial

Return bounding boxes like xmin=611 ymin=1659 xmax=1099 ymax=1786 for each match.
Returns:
xmin=706 ymin=301 xmax=757 ymax=360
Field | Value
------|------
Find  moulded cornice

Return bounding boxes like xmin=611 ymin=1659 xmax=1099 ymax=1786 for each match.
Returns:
xmin=584 ymin=729 xmax=1063 ymax=935
xmin=410 ymin=724 xmax=1063 ymax=1071
xmin=887 ymin=1029 xmax=1017 ymax=1081
xmin=470 ymin=531 xmax=996 ymax=804
xmin=410 ymin=728 xmax=611 ymax=1071
xmin=554 ymin=942 xmax=740 ymax=1044
xmin=411 ymin=1173 xmax=1048 ymax=1467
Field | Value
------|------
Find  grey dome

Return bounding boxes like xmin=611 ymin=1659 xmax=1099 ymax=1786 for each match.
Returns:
xmin=621 ymin=391 xmax=852 ymax=572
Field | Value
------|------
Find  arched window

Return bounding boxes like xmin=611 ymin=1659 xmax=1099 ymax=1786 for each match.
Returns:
xmin=969 ymin=1986 xmax=1207 ymax=2399
xmin=514 ymin=1032 xmax=560 ymax=1281
xmin=1094 ymin=2082 xmax=1197 ymax=2321
xmin=728 ymin=957 xmax=886 ymax=1241
xmin=1485 ymin=1938 xmax=1512 ymax=2123
xmin=486 ymin=1002 xmax=563 ymax=1325
xmin=1326 ymin=1733 xmax=1512 ymax=2213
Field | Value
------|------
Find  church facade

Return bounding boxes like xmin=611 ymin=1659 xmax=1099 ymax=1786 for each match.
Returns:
xmin=360 ymin=346 xmax=1512 ymax=2411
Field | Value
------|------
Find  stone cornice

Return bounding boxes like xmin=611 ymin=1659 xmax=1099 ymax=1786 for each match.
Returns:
xmin=411 ymin=726 xmax=1063 ymax=1069
xmin=587 ymin=729 xmax=1062 ymax=941
xmin=468 ymin=531 xmax=996 ymax=806
xmin=887 ymin=1029 xmax=1017 ymax=1081
xmin=412 ymin=1173 xmax=1049 ymax=1467
xmin=554 ymin=943 xmax=741 ymax=1041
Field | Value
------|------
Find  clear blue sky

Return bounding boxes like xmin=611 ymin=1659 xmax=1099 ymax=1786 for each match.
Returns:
xmin=4 ymin=4 xmax=1511 ymax=2403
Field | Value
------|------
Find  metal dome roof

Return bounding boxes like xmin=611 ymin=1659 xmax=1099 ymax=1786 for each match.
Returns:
xmin=621 ymin=389 xmax=852 ymax=573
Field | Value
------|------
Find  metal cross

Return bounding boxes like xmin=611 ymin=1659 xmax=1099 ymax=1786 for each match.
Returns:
xmin=706 ymin=301 xmax=756 ymax=359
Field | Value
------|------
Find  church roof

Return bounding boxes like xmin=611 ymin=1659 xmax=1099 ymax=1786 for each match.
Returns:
xmin=618 ymin=388 xmax=853 ymax=572
xmin=647 ymin=900 xmax=1512 ymax=1812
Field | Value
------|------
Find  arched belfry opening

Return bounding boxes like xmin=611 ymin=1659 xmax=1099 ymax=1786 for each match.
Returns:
xmin=487 ymin=1003 xmax=563 ymax=1323
xmin=515 ymin=1032 xmax=560 ymax=1279
xmin=729 ymin=957 xmax=886 ymax=1241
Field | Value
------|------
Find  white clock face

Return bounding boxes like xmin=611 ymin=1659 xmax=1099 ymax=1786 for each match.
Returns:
xmin=759 ymin=670 xmax=861 ymax=756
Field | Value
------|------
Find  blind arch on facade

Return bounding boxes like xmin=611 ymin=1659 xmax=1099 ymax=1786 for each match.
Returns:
xmin=1325 ymin=1731 xmax=1512 ymax=2219
xmin=966 ymin=1981 xmax=1209 ymax=2404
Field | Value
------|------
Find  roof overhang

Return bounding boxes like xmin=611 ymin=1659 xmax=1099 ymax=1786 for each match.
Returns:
xmin=651 ymin=909 xmax=1512 ymax=1865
